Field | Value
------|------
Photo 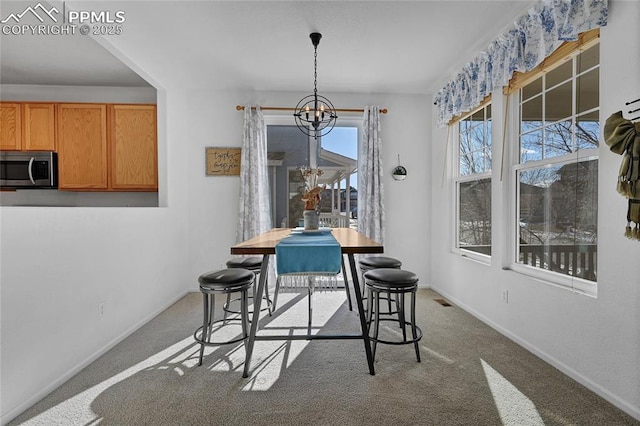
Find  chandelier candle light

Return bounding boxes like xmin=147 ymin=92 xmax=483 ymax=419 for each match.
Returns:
xmin=294 ymin=33 xmax=338 ymax=139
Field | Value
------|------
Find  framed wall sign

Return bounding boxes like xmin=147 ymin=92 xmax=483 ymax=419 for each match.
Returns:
xmin=205 ymin=147 xmax=241 ymax=176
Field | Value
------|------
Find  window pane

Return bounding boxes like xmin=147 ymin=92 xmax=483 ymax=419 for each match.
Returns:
xmin=471 ymin=109 xmax=484 ymax=122
xmin=545 ymin=81 xmax=572 ymax=123
xmin=469 ymin=126 xmax=486 ymax=152
xmin=471 ymin=151 xmax=485 ymax=174
xmin=577 ymin=68 xmax=599 ymax=114
xmin=484 ymin=148 xmax=492 ymax=171
xmin=578 ymin=43 xmax=599 ymax=73
xmin=518 ymin=161 xmax=597 ymax=281
xmin=459 ymin=178 xmax=491 ymax=255
xmin=572 ymin=159 xmax=598 ymax=280
xmin=459 ymin=104 xmax=492 ymax=176
xmin=545 ymin=120 xmax=573 ymax=158
xmin=521 ymin=95 xmax=542 ymax=133
xmin=546 ymin=60 xmax=572 ymax=88
xmin=521 ymin=130 xmax=543 ymax=162
xmin=522 ymin=77 xmax=542 ymax=101
xmin=460 ymin=152 xmax=473 ymax=176
xmin=576 ymin=112 xmax=600 ymax=149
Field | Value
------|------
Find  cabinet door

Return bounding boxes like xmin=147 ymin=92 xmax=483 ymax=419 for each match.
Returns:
xmin=23 ymin=103 xmax=56 ymax=151
xmin=109 ymin=105 xmax=157 ymax=190
xmin=0 ymin=103 xmax=22 ymax=150
xmin=57 ymin=104 xmax=108 ymax=190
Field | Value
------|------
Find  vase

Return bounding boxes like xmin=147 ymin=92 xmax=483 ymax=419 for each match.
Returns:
xmin=303 ymin=209 xmax=320 ymax=230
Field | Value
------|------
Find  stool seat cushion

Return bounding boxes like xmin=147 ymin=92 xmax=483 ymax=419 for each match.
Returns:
xmin=199 ymin=268 xmax=254 ymax=289
xmin=226 ymin=256 xmax=262 ymax=270
xmin=359 ymin=256 xmax=402 ymax=269
xmin=364 ymin=268 xmax=419 ymax=288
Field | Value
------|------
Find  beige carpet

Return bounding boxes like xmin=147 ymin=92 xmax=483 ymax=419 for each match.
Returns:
xmin=9 ymin=288 xmax=639 ymax=425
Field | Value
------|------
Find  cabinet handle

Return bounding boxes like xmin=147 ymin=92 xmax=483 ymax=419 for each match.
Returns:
xmin=28 ymin=157 xmax=36 ymax=185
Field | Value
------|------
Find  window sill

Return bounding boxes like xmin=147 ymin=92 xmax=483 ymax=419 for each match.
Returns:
xmin=508 ymin=263 xmax=597 ymax=298
xmin=452 ymin=248 xmax=491 ymax=266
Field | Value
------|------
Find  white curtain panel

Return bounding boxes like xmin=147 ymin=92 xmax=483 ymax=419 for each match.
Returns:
xmin=236 ymin=105 xmax=272 ymax=243
xmin=358 ymin=106 xmax=385 ymax=244
xmin=434 ymin=0 xmax=608 ymax=126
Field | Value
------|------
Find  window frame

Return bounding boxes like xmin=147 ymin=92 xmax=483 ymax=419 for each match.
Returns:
xmin=453 ymin=100 xmax=493 ymax=263
xmin=508 ymin=41 xmax=599 ymax=296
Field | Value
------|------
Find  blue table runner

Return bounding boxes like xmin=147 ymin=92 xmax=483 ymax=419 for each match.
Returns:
xmin=275 ymin=232 xmax=342 ymax=275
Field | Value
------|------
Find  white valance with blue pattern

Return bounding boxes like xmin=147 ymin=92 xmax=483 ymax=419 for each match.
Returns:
xmin=434 ymin=0 xmax=608 ymax=127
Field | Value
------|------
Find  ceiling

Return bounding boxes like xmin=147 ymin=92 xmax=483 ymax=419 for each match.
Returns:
xmin=0 ymin=0 xmax=535 ymax=94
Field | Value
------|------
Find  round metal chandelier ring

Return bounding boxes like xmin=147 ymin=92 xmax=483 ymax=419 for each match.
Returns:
xmin=293 ymin=94 xmax=338 ymax=138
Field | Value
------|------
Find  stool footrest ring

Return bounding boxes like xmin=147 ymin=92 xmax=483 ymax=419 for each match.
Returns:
xmin=193 ymin=319 xmax=248 ymax=347
xmin=367 ymin=318 xmax=423 ymax=345
xmin=223 ymin=295 xmax=272 ymax=315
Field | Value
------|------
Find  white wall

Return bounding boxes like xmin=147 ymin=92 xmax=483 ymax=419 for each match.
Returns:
xmin=0 ymin=87 xmax=192 ymax=422
xmin=429 ymin=1 xmax=640 ymax=419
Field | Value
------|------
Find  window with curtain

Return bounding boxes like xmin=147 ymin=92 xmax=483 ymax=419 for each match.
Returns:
xmin=513 ymin=42 xmax=599 ymax=292
xmin=456 ymin=103 xmax=492 ymax=258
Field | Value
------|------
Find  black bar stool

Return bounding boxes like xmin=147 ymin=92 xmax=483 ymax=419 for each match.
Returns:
xmin=359 ymin=256 xmax=402 ymax=313
xmin=359 ymin=256 xmax=402 ymax=274
xmin=225 ymin=256 xmax=275 ymax=316
xmin=364 ymin=268 xmax=422 ymax=362
xmin=194 ymin=268 xmax=255 ymax=366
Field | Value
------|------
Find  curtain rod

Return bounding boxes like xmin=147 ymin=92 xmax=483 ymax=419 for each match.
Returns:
xmin=236 ymin=105 xmax=388 ymax=114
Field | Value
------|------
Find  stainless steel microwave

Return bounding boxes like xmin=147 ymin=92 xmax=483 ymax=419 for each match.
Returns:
xmin=0 ymin=151 xmax=58 ymax=189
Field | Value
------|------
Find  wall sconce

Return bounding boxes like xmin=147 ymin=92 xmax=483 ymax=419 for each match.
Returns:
xmin=392 ymin=155 xmax=407 ymax=181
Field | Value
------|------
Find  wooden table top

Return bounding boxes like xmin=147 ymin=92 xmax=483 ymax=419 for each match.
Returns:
xmin=231 ymin=228 xmax=384 ymax=255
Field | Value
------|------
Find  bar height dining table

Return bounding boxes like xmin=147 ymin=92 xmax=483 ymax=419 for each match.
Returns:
xmin=230 ymin=227 xmax=384 ymax=377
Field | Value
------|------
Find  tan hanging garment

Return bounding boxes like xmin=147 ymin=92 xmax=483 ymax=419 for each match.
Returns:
xmin=604 ymin=111 xmax=640 ymax=239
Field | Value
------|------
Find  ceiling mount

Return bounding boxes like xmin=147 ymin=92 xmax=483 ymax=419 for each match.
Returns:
xmin=309 ymin=32 xmax=322 ymax=48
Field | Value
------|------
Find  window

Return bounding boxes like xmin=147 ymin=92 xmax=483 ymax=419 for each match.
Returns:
xmin=456 ymin=103 xmax=492 ymax=257
xmin=265 ymin=121 xmax=359 ymax=229
xmin=514 ymin=43 xmax=599 ymax=290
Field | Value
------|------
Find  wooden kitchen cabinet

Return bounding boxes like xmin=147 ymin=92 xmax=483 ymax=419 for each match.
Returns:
xmin=109 ymin=105 xmax=157 ymax=190
xmin=57 ymin=104 xmax=108 ymax=190
xmin=0 ymin=103 xmax=22 ymax=150
xmin=23 ymin=103 xmax=56 ymax=151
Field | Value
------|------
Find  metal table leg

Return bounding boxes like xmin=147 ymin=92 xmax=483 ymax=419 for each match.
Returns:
xmin=347 ymin=253 xmax=375 ymax=375
xmin=242 ymin=254 xmax=269 ymax=378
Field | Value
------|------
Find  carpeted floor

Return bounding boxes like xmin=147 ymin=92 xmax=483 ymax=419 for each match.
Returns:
xmin=8 ymin=288 xmax=639 ymax=425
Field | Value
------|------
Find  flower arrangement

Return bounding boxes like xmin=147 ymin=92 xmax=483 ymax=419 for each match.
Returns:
xmin=299 ymin=167 xmax=325 ymax=210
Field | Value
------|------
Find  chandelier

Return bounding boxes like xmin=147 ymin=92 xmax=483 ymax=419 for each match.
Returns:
xmin=293 ymin=32 xmax=338 ymax=139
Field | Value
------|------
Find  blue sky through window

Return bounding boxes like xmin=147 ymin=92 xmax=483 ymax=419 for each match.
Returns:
xmin=321 ymin=127 xmax=358 ymax=189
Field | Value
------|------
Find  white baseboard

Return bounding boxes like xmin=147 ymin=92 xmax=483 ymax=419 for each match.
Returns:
xmin=431 ymin=285 xmax=640 ymax=422
xmin=1 ymin=289 xmax=191 ymax=426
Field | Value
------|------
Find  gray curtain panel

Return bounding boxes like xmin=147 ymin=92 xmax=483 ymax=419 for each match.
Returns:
xmin=358 ymin=106 xmax=385 ymax=244
xmin=236 ymin=105 xmax=272 ymax=243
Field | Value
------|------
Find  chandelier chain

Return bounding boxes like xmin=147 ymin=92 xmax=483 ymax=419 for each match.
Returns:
xmin=313 ymin=46 xmax=318 ymax=96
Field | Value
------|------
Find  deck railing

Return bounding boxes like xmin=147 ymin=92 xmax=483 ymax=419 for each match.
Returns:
xmin=319 ymin=213 xmax=350 ymax=228
xmin=463 ymin=244 xmax=597 ymax=281
xmin=519 ymin=244 xmax=597 ymax=281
